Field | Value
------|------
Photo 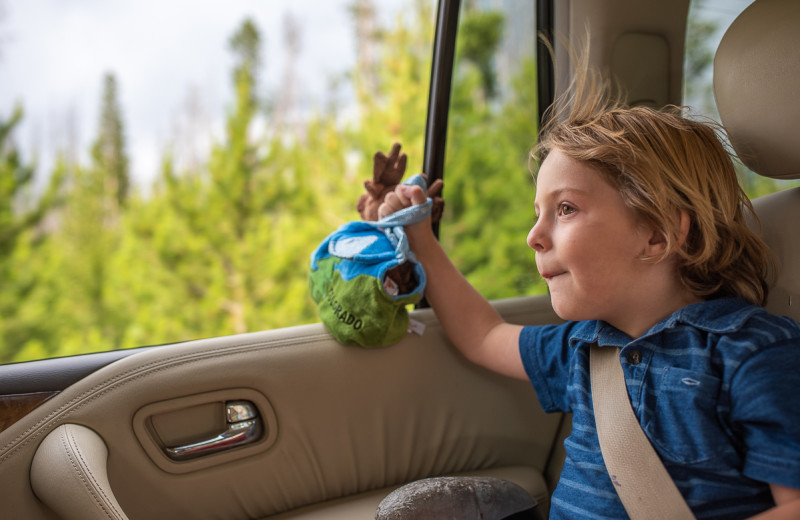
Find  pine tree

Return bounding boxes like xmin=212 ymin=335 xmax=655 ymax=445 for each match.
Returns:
xmin=91 ymin=73 xmax=130 ymax=211
xmin=139 ymin=18 xmax=316 ymax=338
xmin=38 ymin=73 xmax=133 ymax=355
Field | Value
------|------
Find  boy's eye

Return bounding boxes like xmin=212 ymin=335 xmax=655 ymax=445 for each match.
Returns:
xmin=558 ymin=203 xmax=576 ymax=216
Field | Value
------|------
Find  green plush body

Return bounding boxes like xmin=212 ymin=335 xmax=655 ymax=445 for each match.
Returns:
xmin=310 ymin=257 xmax=420 ymax=347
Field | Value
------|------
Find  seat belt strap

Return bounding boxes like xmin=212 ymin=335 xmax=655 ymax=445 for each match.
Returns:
xmin=590 ymin=343 xmax=695 ymax=520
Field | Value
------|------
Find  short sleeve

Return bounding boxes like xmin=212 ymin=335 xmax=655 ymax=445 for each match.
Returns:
xmin=519 ymin=322 xmax=580 ymax=413
xmin=729 ymin=339 xmax=800 ymax=489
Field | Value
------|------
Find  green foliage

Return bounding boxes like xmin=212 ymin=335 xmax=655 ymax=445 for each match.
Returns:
xmin=0 ymin=106 xmax=65 ymax=361
xmin=0 ymin=106 xmax=63 ymax=253
xmin=456 ymin=10 xmax=505 ymax=98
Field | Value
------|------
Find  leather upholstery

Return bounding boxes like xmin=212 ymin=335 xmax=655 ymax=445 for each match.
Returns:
xmin=31 ymin=424 xmax=129 ymax=520
xmin=751 ymin=190 xmax=800 ymax=321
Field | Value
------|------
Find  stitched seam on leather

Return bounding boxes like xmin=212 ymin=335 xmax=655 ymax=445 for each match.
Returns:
xmin=66 ymin=425 xmax=125 ymax=520
xmin=0 ymin=333 xmax=331 ymax=463
xmin=60 ymin=426 xmax=114 ymax=519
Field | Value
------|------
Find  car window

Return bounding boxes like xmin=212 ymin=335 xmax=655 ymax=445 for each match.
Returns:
xmin=0 ymin=0 xmax=434 ymax=364
xmin=683 ymin=0 xmax=800 ymax=197
xmin=439 ymin=1 xmax=543 ymax=301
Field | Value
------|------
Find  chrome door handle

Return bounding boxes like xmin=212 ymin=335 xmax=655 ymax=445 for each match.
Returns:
xmin=165 ymin=401 xmax=261 ymax=460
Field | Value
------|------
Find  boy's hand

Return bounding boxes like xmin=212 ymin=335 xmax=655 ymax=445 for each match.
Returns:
xmin=378 ymin=184 xmax=433 ymax=242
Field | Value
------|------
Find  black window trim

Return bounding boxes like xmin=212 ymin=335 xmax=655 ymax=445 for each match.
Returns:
xmin=536 ymin=0 xmax=556 ymax=127
xmin=422 ymin=0 xmax=460 ymax=240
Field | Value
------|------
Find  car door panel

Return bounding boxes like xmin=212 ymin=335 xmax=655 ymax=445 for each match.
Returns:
xmin=0 ymin=294 xmax=562 ymax=519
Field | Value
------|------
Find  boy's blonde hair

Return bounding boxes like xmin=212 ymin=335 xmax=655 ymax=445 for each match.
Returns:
xmin=533 ymin=59 xmax=774 ymax=306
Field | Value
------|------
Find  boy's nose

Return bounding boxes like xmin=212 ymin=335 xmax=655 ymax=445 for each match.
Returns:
xmin=527 ymin=222 xmax=547 ymax=252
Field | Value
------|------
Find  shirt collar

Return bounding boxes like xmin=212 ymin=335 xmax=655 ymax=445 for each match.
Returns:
xmin=646 ymin=297 xmax=760 ymax=335
xmin=567 ymin=297 xmax=761 ymax=348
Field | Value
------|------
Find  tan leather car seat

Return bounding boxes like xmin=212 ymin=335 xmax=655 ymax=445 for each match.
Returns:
xmin=714 ymin=0 xmax=800 ymax=322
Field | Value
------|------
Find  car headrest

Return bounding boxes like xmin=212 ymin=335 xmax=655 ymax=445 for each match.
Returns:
xmin=713 ymin=0 xmax=800 ymax=180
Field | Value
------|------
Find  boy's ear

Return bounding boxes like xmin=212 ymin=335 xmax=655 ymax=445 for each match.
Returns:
xmin=645 ymin=210 xmax=691 ymax=258
xmin=645 ymin=228 xmax=668 ymax=257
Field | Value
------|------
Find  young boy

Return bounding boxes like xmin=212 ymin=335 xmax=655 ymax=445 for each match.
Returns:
xmin=377 ymin=80 xmax=800 ymax=518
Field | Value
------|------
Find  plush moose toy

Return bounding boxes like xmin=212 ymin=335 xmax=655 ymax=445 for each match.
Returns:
xmin=309 ymin=143 xmax=444 ymax=347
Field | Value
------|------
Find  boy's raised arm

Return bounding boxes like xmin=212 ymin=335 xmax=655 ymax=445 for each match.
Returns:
xmin=380 ymin=184 xmax=527 ymax=380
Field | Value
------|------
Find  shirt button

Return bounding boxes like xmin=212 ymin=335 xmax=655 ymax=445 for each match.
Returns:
xmin=626 ymin=350 xmax=642 ymax=365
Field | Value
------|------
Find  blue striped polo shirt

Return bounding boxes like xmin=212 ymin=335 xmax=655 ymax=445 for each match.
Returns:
xmin=520 ymin=297 xmax=800 ymax=519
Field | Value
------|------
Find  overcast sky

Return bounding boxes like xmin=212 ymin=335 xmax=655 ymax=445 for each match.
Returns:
xmin=0 ymin=0 xmax=405 ymax=186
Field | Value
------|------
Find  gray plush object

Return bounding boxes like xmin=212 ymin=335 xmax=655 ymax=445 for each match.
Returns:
xmin=375 ymin=476 xmax=543 ymax=520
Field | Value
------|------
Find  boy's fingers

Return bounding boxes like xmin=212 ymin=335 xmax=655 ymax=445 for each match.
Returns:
xmin=378 ymin=193 xmax=401 ymax=219
xmin=394 ymin=186 xmax=410 ymax=206
xmin=378 ymin=185 xmax=427 ymax=219
xmin=399 ymin=184 xmax=427 ymax=206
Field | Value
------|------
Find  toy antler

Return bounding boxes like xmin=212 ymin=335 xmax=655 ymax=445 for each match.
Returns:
xmin=371 ymin=143 xmax=407 ymax=193
xmin=427 ymin=177 xmax=444 ymax=223
xmin=357 ymin=143 xmax=445 ymax=222
xmin=357 ymin=143 xmax=406 ymax=221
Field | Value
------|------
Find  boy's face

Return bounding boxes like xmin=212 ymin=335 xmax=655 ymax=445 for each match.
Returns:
xmin=528 ymin=149 xmax=657 ymax=332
